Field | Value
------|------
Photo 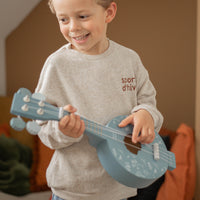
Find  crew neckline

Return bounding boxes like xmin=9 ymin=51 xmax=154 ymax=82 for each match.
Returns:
xmin=65 ymin=39 xmax=114 ymax=60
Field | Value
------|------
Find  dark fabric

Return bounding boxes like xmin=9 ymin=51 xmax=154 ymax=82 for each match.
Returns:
xmin=0 ymin=135 xmax=32 ymax=196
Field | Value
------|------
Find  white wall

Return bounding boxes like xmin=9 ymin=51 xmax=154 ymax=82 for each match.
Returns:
xmin=0 ymin=38 xmax=6 ymax=96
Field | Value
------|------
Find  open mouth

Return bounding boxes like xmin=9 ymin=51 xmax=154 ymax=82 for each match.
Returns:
xmin=72 ymin=33 xmax=90 ymax=42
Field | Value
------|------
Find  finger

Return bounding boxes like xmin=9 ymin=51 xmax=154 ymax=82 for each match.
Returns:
xmin=132 ymin=125 xmax=141 ymax=143
xmin=63 ymin=104 xmax=77 ymax=113
xmin=59 ymin=115 xmax=70 ymax=129
xmin=71 ymin=116 xmax=85 ymax=137
xmin=70 ymin=115 xmax=80 ymax=133
xmin=146 ymin=129 xmax=155 ymax=144
xmin=77 ymin=120 xmax=85 ymax=137
xmin=67 ymin=113 xmax=77 ymax=131
xmin=139 ymin=128 xmax=155 ymax=144
xmin=137 ymin=128 xmax=149 ymax=144
xmin=72 ymin=115 xmax=83 ymax=134
xmin=118 ymin=115 xmax=133 ymax=127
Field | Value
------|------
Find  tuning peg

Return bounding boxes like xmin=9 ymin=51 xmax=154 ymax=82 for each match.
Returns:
xmin=10 ymin=117 xmax=26 ymax=131
xmin=26 ymin=121 xmax=41 ymax=135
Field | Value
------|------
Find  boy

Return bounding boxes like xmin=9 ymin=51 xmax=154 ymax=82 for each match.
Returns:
xmin=35 ymin=0 xmax=163 ymax=199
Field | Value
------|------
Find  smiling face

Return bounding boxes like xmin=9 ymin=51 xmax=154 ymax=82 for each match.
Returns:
xmin=52 ymin=0 xmax=116 ymax=55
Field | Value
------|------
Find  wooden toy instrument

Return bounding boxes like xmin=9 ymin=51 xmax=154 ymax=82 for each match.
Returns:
xmin=10 ymin=88 xmax=176 ymax=188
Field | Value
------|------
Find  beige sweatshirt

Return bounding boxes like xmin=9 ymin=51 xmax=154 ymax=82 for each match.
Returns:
xmin=35 ymin=40 xmax=163 ymax=200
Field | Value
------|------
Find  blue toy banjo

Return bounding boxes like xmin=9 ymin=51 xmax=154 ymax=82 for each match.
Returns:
xmin=10 ymin=88 xmax=176 ymax=188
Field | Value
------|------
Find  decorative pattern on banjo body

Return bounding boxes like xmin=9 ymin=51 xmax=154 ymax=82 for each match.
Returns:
xmin=10 ymin=88 xmax=176 ymax=188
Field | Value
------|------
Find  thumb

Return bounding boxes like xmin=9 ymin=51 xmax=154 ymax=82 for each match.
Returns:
xmin=63 ymin=104 xmax=77 ymax=113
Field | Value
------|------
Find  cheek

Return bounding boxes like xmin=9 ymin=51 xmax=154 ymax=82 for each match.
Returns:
xmin=87 ymin=23 xmax=102 ymax=35
xmin=83 ymin=20 xmax=102 ymax=33
xmin=93 ymin=19 xmax=107 ymax=34
xmin=60 ymin=26 xmax=68 ymax=38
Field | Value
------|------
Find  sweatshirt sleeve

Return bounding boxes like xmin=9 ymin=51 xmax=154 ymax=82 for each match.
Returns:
xmin=35 ymin=55 xmax=83 ymax=150
xmin=37 ymin=120 xmax=83 ymax=150
xmin=131 ymin=54 xmax=163 ymax=132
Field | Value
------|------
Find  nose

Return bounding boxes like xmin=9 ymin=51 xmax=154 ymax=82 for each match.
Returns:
xmin=69 ymin=18 xmax=80 ymax=32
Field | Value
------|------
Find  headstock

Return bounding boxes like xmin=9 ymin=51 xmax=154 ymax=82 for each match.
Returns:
xmin=10 ymin=88 xmax=46 ymax=135
xmin=10 ymin=88 xmax=68 ymax=135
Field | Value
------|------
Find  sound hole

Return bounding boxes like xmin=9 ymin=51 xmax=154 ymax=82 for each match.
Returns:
xmin=124 ymin=134 xmax=141 ymax=155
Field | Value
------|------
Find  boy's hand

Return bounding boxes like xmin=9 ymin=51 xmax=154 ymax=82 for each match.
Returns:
xmin=118 ymin=109 xmax=155 ymax=144
xmin=59 ymin=105 xmax=85 ymax=138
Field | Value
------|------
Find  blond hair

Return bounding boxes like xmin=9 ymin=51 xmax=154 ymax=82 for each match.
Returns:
xmin=48 ymin=0 xmax=114 ymax=14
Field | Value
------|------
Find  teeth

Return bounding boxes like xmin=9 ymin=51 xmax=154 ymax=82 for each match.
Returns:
xmin=75 ymin=36 xmax=85 ymax=40
xmin=69 ymin=32 xmax=89 ymax=41
xmin=74 ymin=34 xmax=88 ymax=41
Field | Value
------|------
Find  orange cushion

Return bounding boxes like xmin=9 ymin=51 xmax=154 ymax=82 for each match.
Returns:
xmin=30 ymin=136 xmax=54 ymax=192
xmin=0 ymin=123 xmax=11 ymax=137
xmin=156 ymin=124 xmax=196 ymax=200
xmin=159 ymin=127 xmax=177 ymax=145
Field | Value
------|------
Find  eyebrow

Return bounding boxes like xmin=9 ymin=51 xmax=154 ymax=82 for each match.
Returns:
xmin=56 ymin=7 xmax=94 ymax=18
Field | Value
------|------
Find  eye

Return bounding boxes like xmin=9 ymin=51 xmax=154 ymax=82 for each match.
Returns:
xmin=61 ymin=18 xmax=68 ymax=22
xmin=59 ymin=18 xmax=69 ymax=24
xmin=79 ymin=15 xmax=89 ymax=19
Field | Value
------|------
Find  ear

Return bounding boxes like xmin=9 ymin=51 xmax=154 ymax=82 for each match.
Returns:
xmin=105 ymin=2 xmax=117 ymax=23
